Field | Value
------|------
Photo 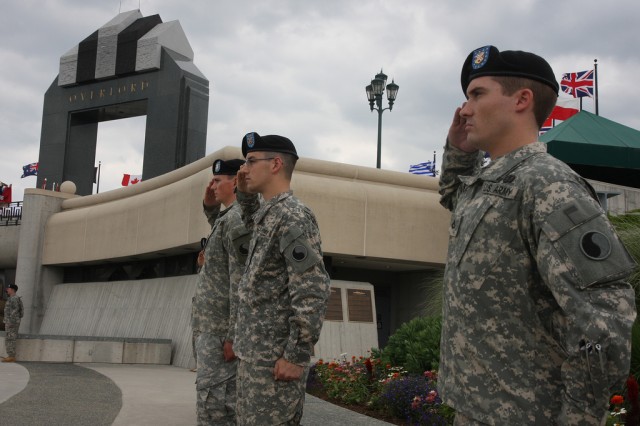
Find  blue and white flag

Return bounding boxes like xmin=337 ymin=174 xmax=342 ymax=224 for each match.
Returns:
xmin=409 ymin=160 xmax=436 ymax=176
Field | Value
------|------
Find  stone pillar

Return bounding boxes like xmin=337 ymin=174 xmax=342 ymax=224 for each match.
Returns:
xmin=14 ymin=187 xmax=76 ymax=333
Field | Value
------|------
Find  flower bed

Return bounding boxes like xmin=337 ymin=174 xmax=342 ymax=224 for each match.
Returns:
xmin=307 ymin=353 xmax=454 ymax=425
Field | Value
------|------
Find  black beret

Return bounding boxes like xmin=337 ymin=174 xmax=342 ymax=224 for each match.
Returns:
xmin=212 ymin=159 xmax=245 ymax=175
xmin=7 ymin=284 xmax=18 ymax=291
xmin=241 ymin=132 xmax=298 ymax=159
xmin=461 ymin=45 xmax=559 ymax=95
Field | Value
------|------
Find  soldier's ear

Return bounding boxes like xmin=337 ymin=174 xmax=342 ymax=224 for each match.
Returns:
xmin=272 ymin=156 xmax=283 ymax=173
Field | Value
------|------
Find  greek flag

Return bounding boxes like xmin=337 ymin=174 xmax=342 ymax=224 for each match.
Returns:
xmin=409 ymin=160 xmax=436 ymax=176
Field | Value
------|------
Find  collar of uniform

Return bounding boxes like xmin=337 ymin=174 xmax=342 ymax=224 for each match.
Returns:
xmin=254 ymin=191 xmax=293 ymax=224
xmin=479 ymin=142 xmax=547 ymax=181
xmin=218 ymin=201 xmax=237 ymax=218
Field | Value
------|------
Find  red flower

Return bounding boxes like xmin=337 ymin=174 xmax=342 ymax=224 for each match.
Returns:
xmin=611 ymin=395 xmax=625 ymax=405
xmin=364 ymin=358 xmax=373 ymax=373
xmin=411 ymin=396 xmax=421 ymax=410
xmin=424 ymin=370 xmax=437 ymax=381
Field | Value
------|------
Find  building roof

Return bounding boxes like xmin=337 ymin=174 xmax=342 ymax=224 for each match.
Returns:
xmin=539 ymin=111 xmax=640 ymax=188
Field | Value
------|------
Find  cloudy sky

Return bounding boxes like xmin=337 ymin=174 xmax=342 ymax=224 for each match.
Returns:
xmin=2 ymin=0 xmax=639 ymax=200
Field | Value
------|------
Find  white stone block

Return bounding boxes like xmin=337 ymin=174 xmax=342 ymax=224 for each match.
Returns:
xmin=73 ymin=340 xmax=124 ymax=363
xmin=123 ymin=341 xmax=172 ymax=364
xmin=16 ymin=338 xmax=74 ymax=362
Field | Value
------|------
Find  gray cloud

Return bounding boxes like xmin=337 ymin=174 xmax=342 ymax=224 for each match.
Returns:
xmin=2 ymin=0 xmax=638 ymax=198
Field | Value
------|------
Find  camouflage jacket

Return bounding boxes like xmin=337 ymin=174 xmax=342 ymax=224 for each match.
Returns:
xmin=3 ymin=295 xmax=23 ymax=325
xmin=439 ymin=141 xmax=637 ymax=425
xmin=191 ymin=202 xmax=250 ymax=339
xmin=234 ymin=190 xmax=330 ymax=366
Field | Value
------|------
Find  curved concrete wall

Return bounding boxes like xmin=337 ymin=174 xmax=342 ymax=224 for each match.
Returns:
xmin=0 ymin=226 xmax=20 ymax=268
xmin=39 ymin=276 xmax=196 ymax=368
xmin=41 ymin=146 xmax=450 ymax=268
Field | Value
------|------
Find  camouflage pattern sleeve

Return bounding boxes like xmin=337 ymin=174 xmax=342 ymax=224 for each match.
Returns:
xmin=439 ymin=140 xmax=483 ymax=212
xmin=236 ymin=191 xmax=261 ymax=231
xmin=203 ymin=202 xmax=221 ymax=227
xmin=532 ymin=180 xmax=637 ymax=422
xmin=223 ymin=204 xmax=251 ymax=343
xmin=225 ymin=261 xmax=239 ymax=343
xmin=279 ymin=213 xmax=331 ymax=365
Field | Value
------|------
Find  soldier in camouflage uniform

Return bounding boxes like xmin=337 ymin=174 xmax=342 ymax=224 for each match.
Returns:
xmin=438 ymin=45 xmax=637 ymax=425
xmin=2 ymin=284 xmax=23 ymax=362
xmin=191 ymin=158 xmax=250 ymax=425
xmin=235 ymin=132 xmax=331 ymax=425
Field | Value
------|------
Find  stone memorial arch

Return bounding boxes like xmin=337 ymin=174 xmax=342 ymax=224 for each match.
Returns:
xmin=37 ymin=10 xmax=209 ymax=196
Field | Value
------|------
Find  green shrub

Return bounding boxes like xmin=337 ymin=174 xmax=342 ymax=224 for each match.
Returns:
xmin=610 ymin=213 xmax=640 ymax=377
xmin=382 ymin=316 xmax=442 ymax=375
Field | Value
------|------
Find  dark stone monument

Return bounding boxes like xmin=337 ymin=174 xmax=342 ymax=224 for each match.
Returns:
xmin=37 ymin=10 xmax=209 ymax=195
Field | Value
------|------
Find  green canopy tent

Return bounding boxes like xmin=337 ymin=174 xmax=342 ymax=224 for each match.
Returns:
xmin=539 ymin=111 xmax=640 ymax=189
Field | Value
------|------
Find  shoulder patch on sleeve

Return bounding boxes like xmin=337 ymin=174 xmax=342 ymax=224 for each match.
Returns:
xmin=539 ymin=198 xmax=637 ymax=287
xmin=228 ymin=224 xmax=251 ymax=261
xmin=280 ymin=227 xmax=321 ymax=273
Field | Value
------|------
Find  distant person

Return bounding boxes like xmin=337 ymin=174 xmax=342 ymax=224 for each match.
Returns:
xmin=438 ymin=45 xmax=637 ymax=424
xmin=235 ymin=132 xmax=331 ymax=425
xmin=2 ymin=284 xmax=23 ymax=362
xmin=191 ymin=159 xmax=250 ymax=425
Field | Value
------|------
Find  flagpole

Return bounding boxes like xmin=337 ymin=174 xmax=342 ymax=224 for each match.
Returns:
xmin=594 ymin=59 xmax=599 ymax=116
xmin=433 ymin=151 xmax=436 ymax=176
xmin=97 ymin=161 xmax=102 ymax=194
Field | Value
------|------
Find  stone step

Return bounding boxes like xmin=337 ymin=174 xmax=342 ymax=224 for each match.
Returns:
xmin=0 ymin=333 xmax=171 ymax=364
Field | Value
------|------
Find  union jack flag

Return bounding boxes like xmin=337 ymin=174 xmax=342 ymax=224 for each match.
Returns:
xmin=561 ymin=70 xmax=594 ymax=98
xmin=539 ymin=118 xmax=553 ymax=135
xmin=21 ymin=162 xmax=39 ymax=178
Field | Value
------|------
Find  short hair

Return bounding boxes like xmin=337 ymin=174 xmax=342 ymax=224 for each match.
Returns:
xmin=266 ymin=151 xmax=297 ymax=179
xmin=492 ymin=76 xmax=558 ymax=129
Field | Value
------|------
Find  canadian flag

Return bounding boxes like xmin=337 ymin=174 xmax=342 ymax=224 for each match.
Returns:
xmin=548 ymin=97 xmax=580 ymax=121
xmin=122 ymin=174 xmax=142 ymax=186
xmin=0 ymin=184 xmax=11 ymax=203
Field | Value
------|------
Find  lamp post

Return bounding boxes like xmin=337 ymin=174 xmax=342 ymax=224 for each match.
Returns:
xmin=366 ymin=70 xmax=399 ymax=169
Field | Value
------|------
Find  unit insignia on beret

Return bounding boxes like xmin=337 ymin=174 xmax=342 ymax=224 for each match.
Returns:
xmin=246 ymin=133 xmax=255 ymax=149
xmin=472 ymin=46 xmax=490 ymax=70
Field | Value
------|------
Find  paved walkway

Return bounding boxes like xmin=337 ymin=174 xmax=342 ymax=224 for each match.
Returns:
xmin=0 ymin=362 xmax=392 ymax=425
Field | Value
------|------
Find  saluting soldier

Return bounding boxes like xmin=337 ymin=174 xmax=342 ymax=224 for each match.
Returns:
xmin=438 ymin=45 xmax=637 ymax=425
xmin=234 ymin=132 xmax=331 ymax=425
xmin=192 ymin=158 xmax=250 ymax=425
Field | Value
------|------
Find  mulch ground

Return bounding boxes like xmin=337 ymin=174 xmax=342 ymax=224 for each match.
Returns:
xmin=306 ymin=387 xmax=404 ymax=425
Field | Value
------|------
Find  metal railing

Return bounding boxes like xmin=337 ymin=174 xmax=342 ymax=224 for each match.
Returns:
xmin=0 ymin=201 xmax=22 ymax=226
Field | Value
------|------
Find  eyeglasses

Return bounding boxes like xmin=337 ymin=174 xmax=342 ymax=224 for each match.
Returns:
xmin=245 ymin=157 xmax=276 ymax=167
